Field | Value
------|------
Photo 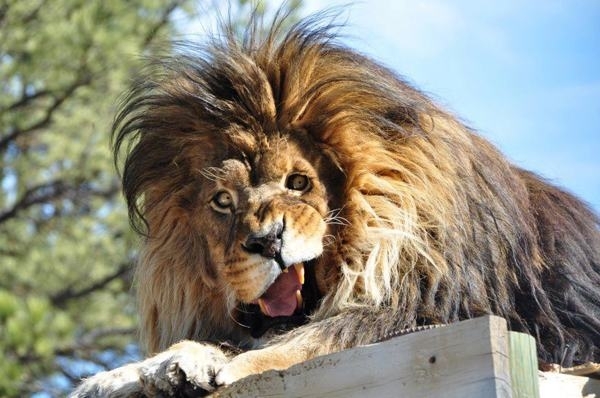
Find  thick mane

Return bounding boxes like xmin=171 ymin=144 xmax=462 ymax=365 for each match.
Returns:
xmin=113 ymin=13 xmax=600 ymax=365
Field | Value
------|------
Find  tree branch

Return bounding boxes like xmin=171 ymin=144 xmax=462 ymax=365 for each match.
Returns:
xmin=1 ymin=88 xmax=51 ymax=113
xmin=77 ymin=326 xmax=137 ymax=346
xmin=142 ymin=0 xmax=185 ymax=47
xmin=0 ymin=1 xmax=48 ymax=32
xmin=0 ymin=73 xmax=91 ymax=152
xmin=0 ymin=179 xmax=68 ymax=223
xmin=54 ymin=326 xmax=137 ymax=358
xmin=0 ymin=177 xmax=119 ymax=224
xmin=50 ymin=262 xmax=132 ymax=307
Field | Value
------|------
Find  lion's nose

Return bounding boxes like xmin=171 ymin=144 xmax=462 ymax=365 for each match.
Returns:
xmin=243 ymin=222 xmax=283 ymax=259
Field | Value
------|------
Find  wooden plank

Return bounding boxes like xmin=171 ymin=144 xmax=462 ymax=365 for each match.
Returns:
xmin=509 ymin=331 xmax=540 ymax=398
xmin=216 ymin=315 xmax=512 ymax=397
xmin=539 ymin=371 xmax=600 ymax=398
xmin=560 ymin=362 xmax=600 ymax=378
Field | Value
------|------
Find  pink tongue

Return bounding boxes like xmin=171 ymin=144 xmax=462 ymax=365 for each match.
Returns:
xmin=260 ymin=269 xmax=301 ymax=317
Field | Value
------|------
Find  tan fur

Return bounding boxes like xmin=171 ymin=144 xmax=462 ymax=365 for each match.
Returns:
xmin=72 ymin=11 xmax=600 ymax=396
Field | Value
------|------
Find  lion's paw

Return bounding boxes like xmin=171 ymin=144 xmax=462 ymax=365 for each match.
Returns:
xmin=70 ymin=341 xmax=229 ymax=397
xmin=140 ymin=341 xmax=229 ymax=396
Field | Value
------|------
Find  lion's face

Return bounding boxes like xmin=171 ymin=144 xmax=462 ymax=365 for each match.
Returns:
xmin=129 ymin=128 xmax=347 ymax=344
xmin=197 ymin=136 xmax=332 ymax=317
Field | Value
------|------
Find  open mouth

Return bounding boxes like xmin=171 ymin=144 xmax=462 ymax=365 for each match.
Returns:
xmin=237 ymin=260 xmax=320 ymax=338
xmin=253 ymin=263 xmax=305 ymax=317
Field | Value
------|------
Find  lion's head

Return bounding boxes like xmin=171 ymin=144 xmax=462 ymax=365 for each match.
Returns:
xmin=112 ymin=15 xmax=515 ymax=353
xmin=113 ymin=18 xmax=435 ymax=351
xmin=113 ymin=13 xmax=600 ymax=365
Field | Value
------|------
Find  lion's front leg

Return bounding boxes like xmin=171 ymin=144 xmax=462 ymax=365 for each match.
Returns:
xmin=70 ymin=341 xmax=230 ymax=397
xmin=215 ymin=344 xmax=308 ymax=387
xmin=69 ymin=362 xmax=143 ymax=398
xmin=214 ymin=308 xmax=412 ymax=388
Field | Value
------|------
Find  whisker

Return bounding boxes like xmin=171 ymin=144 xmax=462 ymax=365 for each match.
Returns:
xmin=325 ymin=217 xmax=350 ymax=226
xmin=200 ymin=166 xmax=226 ymax=181
xmin=324 ymin=207 xmax=350 ymax=226
xmin=326 ymin=207 xmax=344 ymax=218
xmin=322 ymin=234 xmax=336 ymax=247
xmin=234 ymin=305 xmax=254 ymax=315
xmin=223 ymin=290 xmax=251 ymax=329
xmin=227 ymin=307 xmax=251 ymax=329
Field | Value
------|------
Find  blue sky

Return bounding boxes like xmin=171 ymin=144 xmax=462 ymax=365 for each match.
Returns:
xmin=300 ymin=1 xmax=600 ymax=212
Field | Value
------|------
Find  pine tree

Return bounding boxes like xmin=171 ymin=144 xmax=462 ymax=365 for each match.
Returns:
xmin=0 ymin=1 xmax=301 ymax=395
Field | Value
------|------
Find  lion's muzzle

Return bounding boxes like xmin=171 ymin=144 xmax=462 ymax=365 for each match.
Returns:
xmin=242 ymin=222 xmax=305 ymax=318
xmin=243 ymin=222 xmax=284 ymax=268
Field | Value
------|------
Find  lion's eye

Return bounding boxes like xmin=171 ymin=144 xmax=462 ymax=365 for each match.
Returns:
xmin=211 ymin=191 xmax=234 ymax=213
xmin=285 ymin=174 xmax=310 ymax=192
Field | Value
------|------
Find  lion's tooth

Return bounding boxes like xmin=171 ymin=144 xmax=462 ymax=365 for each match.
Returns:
xmin=282 ymin=268 xmax=289 ymax=273
xmin=294 ymin=263 xmax=305 ymax=284
xmin=296 ymin=289 xmax=303 ymax=308
xmin=257 ymin=298 xmax=268 ymax=315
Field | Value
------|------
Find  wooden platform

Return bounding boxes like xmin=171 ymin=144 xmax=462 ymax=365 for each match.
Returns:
xmin=216 ymin=316 xmax=600 ymax=397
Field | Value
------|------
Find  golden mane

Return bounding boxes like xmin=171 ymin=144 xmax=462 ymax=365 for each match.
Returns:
xmin=111 ymin=13 xmax=600 ymax=367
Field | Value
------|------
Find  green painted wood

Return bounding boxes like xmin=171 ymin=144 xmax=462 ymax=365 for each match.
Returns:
xmin=509 ymin=331 xmax=540 ymax=398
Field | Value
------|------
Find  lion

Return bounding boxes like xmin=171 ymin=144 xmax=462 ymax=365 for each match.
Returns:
xmin=72 ymin=11 xmax=600 ymax=397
